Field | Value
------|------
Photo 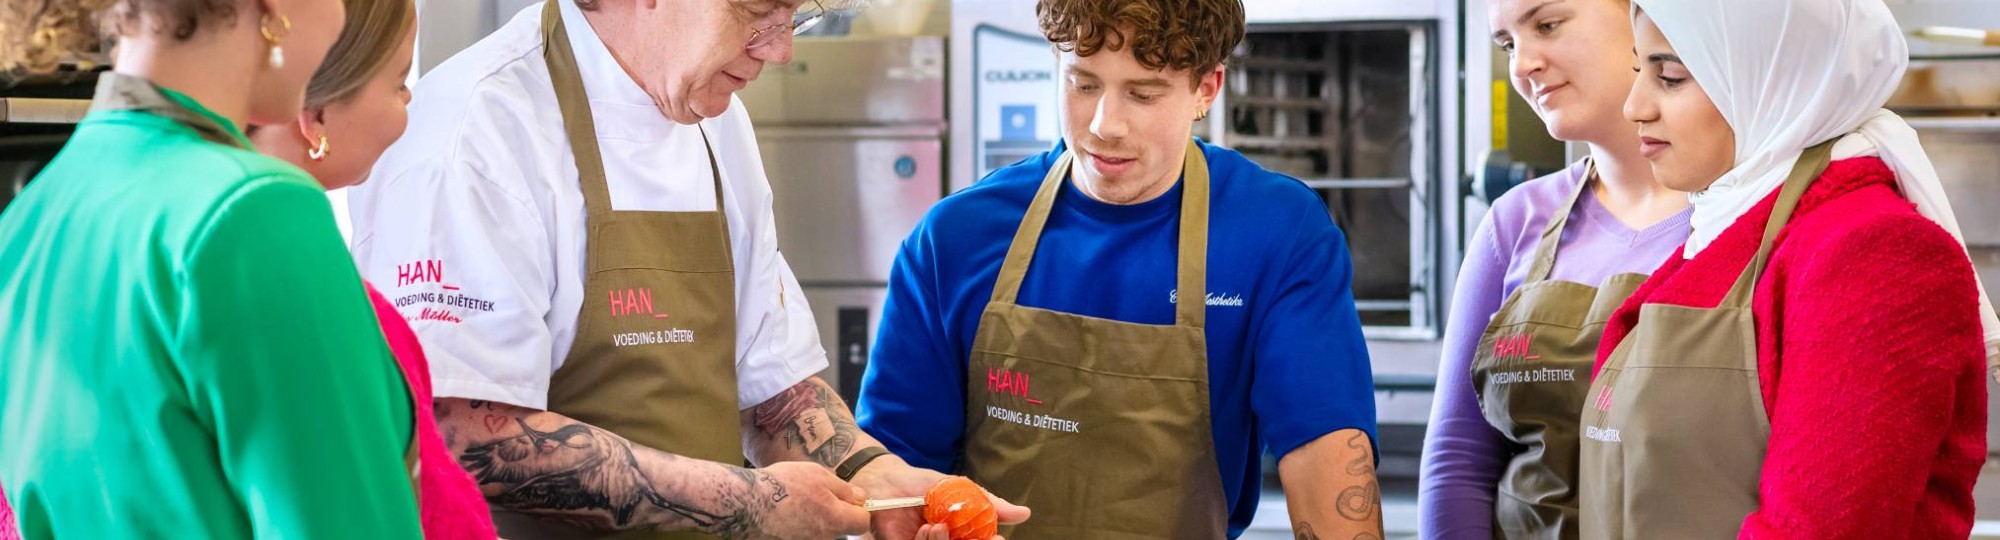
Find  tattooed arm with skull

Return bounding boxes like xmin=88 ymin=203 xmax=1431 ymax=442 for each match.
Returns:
xmin=439 ymin=376 xmax=1020 ymax=540
xmin=435 ymin=396 xmax=869 ymax=539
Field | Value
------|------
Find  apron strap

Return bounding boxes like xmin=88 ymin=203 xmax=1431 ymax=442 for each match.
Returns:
xmin=542 ymin=0 xmax=614 ymax=216
xmin=986 ymin=152 xmax=1070 ymax=307
xmin=1720 ymin=141 xmax=1836 ymax=307
xmin=989 ymin=139 xmax=1212 ymax=329
xmin=544 ymin=0 xmax=729 ymax=234
xmin=1175 ymin=140 xmax=1210 ymax=328
xmin=1523 ymin=158 xmax=1598 ymax=283
xmin=696 ymin=127 xmax=733 ymax=262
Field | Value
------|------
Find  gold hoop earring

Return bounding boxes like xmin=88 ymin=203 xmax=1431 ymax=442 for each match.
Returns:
xmin=261 ymin=15 xmax=292 ymax=69
xmin=308 ymin=134 xmax=330 ymax=161
xmin=1195 ymin=109 xmax=1210 ymax=122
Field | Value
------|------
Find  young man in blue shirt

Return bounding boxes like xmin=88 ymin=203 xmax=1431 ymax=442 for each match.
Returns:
xmin=856 ymin=1 xmax=1382 ymax=538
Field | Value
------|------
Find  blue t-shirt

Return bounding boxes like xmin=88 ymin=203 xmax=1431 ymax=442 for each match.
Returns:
xmin=856 ymin=139 xmax=1377 ymax=537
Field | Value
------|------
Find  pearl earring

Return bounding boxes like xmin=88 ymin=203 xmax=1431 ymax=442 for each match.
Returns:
xmin=261 ymin=15 xmax=292 ymax=69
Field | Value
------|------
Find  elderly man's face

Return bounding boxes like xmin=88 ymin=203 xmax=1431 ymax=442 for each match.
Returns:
xmin=637 ymin=0 xmax=805 ymax=124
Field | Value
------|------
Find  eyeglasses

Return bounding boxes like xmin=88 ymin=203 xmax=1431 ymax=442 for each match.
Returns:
xmin=748 ymin=0 xmax=828 ymax=50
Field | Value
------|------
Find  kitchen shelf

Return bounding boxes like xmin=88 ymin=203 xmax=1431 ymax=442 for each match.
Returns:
xmin=1300 ymin=177 xmax=1412 ymax=190
xmin=1229 ymin=96 xmax=1333 ymax=109
xmin=1372 ymin=372 xmax=1438 ymax=392
xmin=1362 ymin=326 xmax=1439 ymax=342
xmin=1903 ymin=116 xmax=2000 ymax=131
xmin=1229 ymin=135 xmax=1339 ymax=151
xmin=1911 ymin=52 xmax=2000 ymax=61
xmin=1355 ymin=299 xmax=1415 ymax=312
xmin=1237 ymin=56 xmax=1336 ymax=73
xmin=0 ymin=97 xmax=90 ymax=125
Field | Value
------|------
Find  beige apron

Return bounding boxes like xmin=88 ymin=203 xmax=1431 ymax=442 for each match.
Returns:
xmin=961 ymin=140 xmax=1230 ymax=539
xmin=1577 ymin=142 xmax=1834 ymax=539
xmin=1471 ymin=161 xmax=1647 ymax=540
xmin=91 ymin=72 xmax=426 ymax=500
xmin=488 ymin=3 xmax=743 ymax=539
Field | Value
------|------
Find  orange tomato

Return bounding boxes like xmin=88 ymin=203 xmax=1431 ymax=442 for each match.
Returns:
xmin=922 ymin=476 xmax=998 ymax=540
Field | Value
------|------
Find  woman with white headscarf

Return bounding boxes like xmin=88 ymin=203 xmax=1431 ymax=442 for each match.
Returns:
xmin=1577 ymin=0 xmax=1995 ymax=538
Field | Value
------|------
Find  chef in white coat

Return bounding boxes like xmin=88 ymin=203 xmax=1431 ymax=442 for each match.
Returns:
xmin=346 ymin=1 xmax=1026 ymax=539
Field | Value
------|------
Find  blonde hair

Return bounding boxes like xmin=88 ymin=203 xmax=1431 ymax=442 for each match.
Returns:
xmin=1 ymin=0 xmax=241 ymax=74
xmin=303 ymin=0 xmax=413 ymax=109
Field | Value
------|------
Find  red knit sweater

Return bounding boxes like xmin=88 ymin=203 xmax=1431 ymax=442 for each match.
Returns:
xmin=365 ymin=283 xmax=499 ymax=540
xmin=1595 ymin=157 xmax=1988 ymax=539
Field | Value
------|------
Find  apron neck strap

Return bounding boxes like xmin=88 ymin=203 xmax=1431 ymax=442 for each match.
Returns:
xmin=990 ymin=139 xmax=1212 ymax=328
xmin=1721 ymin=140 xmax=1835 ymax=307
xmin=1523 ymin=158 xmax=1597 ymax=283
xmin=1176 ymin=140 xmax=1211 ymax=328
xmin=541 ymin=0 xmax=613 ymax=214
xmin=696 ymin=127 xmax=732 ymax=262
xmin=987 ymin=153 xmax=1069 ymax=308
xmin=542 ymin=0 xmax=725 ymax=218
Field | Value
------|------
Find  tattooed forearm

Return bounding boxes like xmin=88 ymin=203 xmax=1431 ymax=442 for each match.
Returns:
xmin=1335 ymin=433 xmax=1380 ymax=523
xmin=459 ymin=418 xmax=738 ymax=530
xmin=1280 ymin=428 xmax=1383 ymax=540
xmin=1345 ymin=432 xmax=1372 ymax=476
xmin=1296 ymin=521 xmax=1378 ymax=540
xmin=745 ymin=377 xmax=868 ymax=468
xmin=437 ymin=398 xmax=782 ymax=535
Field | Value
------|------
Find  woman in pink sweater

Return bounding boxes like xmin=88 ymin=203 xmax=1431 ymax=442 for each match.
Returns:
xmin=1579 ymin=0 xmax=1997 ymax=538
xmin=245 ymin=0 xmax=496 ymax=537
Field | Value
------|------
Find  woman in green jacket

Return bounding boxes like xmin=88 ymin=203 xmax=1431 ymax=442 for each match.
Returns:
xmin=0 ymin=1 xmax=423 ymax=537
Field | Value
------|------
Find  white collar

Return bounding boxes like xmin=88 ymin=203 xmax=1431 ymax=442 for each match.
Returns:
xmin=556 ymin=0 xmax=661 ymax=107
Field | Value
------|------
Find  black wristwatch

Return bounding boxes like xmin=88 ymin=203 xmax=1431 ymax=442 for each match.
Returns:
xmin=837 ymin=446 xmax=892 ymax=481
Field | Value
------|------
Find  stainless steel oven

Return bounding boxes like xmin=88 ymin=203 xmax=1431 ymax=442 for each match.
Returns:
xmin=738 ymin=36 xmax=948 ymax=404
xmin=1206 ymin=2 xmax=1464 ymax=511
xmin=0 ymin=71 xmax=95 ymax=214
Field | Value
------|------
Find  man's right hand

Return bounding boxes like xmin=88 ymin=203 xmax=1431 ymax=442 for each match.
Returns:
xmin=742 ymin=461 xmax=872 ymax=539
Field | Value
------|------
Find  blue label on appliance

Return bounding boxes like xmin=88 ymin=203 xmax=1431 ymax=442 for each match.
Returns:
xmin=894 ymin=156 xmax=918 ymax=179
xmin=1000 ymin=104 xmax=1037 ymax=141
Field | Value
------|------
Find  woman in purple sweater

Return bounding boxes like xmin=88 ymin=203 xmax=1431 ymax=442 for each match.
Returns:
xmin=1417 ymin=1 xmax=1691 ymax=538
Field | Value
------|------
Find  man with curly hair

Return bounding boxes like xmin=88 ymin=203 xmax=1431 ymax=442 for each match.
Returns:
xmin=857 ymin=0 xmax=1383 ymax=538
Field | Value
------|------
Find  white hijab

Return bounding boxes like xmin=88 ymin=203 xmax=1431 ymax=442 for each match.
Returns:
xmin=1633 ymin=0 xmax=2000 ymax=365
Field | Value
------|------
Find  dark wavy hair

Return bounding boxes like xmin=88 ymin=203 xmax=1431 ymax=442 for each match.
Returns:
xmin=1036 ymin=0 xmax=1245 ymax=85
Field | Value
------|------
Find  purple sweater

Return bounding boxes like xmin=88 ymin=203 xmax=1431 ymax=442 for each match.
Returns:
xmin=1418 ymin=160 xmax=1690 ymax=538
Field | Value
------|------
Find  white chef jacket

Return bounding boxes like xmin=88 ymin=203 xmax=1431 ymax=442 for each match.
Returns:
xmin=346 ymin=0 xmax=827 ymax=411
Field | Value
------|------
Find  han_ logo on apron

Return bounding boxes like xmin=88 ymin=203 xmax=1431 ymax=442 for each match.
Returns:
xmin=1469 ymin=161 xmax=1649 ymax=540
xmin=606 ymin=286 xmax=700 ymax=347
xmin=487 ymin=3 xmax=745 ymax=539
xmin=1578 ymin=142 xmax=1834 ymax=539
xmin=960 ymin=140 xmax=1231 ymax=539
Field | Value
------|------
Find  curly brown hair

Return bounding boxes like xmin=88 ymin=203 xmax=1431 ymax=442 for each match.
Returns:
xmin=1036 ymin=0 xmax=1245 ymax=85
xmin=2 ymin=0 xmax=241 ymax=74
